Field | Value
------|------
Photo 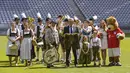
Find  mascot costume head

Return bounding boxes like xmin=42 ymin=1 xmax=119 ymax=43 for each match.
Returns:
xmin=106 ymin=16 xmax=125 ymax=66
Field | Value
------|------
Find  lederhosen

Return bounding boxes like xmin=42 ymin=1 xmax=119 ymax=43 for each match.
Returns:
xmin=92 ymin=38 xmax=101 ymax=61
xmin=36 ymin=26 xmax=44 ymax=51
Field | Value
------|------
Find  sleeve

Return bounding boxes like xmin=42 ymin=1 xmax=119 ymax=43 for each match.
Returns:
xmin=34 ymin=26 xmax=37 ymax=35
xmin=117 ymin=28 xmax=124 ymax=34
xmin=31 ymin=29 xmax=34 ymax=36
xmin=21 ymin=30 xmax=23 ymax=37
xmin=17 ymin=29 xmax=20 ymax=36
xmin=7 ymin=29 xmax=10 ymax=36
xmin=88 ymin=43 xmax=91 ymax=49
xmin=90 ymin=39 xmax=93 ymax=48
xmin=87 ymin=26 xmax=92 ymax=33
xmin=63 ymin=27 xmax=66 ymax=34
xmin=45 ymin=29 xmax=52 ymax=44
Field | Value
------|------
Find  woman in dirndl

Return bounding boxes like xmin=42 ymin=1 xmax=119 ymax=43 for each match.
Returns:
xmin=98 ymin=20 xmax=108 ymax=65
xmin=28 ymin=17 xmax=36 ymax=60
xmin=20 ymin=22 xmax=34 ymax=66
xmin=6 ymin=21 xmax=20 ymax=66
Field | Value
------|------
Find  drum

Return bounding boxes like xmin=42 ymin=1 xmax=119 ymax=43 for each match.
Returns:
xmin=43 ymin=46 xmax=59 ymax=64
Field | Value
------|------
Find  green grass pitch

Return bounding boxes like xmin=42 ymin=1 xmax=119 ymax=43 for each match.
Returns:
xmin=0 ymin=35 xmax=130 ymax=73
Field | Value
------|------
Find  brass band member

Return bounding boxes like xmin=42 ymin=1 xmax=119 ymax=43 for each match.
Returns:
xmin=44 ymin=18 xmax=55 ymax=68
xmin=35 ymin=12 xmax=45 ymax=62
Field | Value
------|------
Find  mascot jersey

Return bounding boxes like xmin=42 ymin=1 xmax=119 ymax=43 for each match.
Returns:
xmin=107 ymin=28 xmax=123 ymax=48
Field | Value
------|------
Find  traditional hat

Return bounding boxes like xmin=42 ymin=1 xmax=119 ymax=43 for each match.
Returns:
xmin=37 ymin=12 xmax=43 ymax=22
xmin=21 ymin=13 xmax=27 ymax=21
xmin=89 ymin=15 xmax=98 ymax=21
xmin=47 ymin=13 xmax=52 ymax=19
xmin=13 ymin=14 xmax=20 ymax=21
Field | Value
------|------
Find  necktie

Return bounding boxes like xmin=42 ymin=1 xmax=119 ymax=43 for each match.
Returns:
xmin=70 ymin=27 xmax=72 ymax=33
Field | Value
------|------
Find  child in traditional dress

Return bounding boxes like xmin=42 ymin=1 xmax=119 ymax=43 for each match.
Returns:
xmin=90 ymin=31 xmax=101 ymax=67
xmin=78 ymin=36 xmax=91 ymax=67
xmin=6 ymin=21 xmax=20 ymax=66
xmin=20 ymin=22 xmax=34 ymax=66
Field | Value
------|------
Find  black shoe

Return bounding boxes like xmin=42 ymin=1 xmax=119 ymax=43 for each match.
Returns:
xmin=66 ymin=64 xmax=70 ymax=67
xmin=40 ymin=59 xmax=43 ymax=62
xmin=50 ymin=64 xmax=54 ymax=67
xmin=86 ymin=64 xmax=88 ymax=67
xmin=108 ymin=62 xmax=115 ymax=66
xmin=99 ymin=63 xmax=101 ymax=67
xmin=115 ymin=62 xmax=122 ymax=66
xmin=36 ymin=59 xmax=39 ymax=62
xmin=47 ymin=64 xmax=51 ymax=68
xmin=94 ymin=63 xmax=96 ymax=66
xmin=74 ymin=64 xmax=77 ymax=67
xmin=82 ymin=64 xmax=84 ymax=67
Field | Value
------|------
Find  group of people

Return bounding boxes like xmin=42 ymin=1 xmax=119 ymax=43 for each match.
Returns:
xmin=6 ymin=13 xmax=123 ymax=68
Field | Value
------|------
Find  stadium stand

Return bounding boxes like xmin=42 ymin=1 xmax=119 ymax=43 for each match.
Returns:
xmin=74 ymin=0 xmax=130 ymax=29
xmin=0 ymin=0 xmax=130 ymax=35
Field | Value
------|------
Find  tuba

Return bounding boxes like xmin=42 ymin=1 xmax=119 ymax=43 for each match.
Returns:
xmin=43 ymin=45 xmax=59 ymax=64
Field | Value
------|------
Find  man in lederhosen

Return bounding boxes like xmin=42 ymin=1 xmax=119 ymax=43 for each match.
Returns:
xmin=63 ymin=18 xmax=80 ymax=67
xmin=35 ymin=12 xmax=45 ymax=62
xmin=44 ymin=18 xmax=55 ymax=68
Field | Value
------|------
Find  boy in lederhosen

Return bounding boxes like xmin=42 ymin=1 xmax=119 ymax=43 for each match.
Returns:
xmin=35 ymin=12 xmax=45 ymax=62
xmin=90 ymin=31 xmax=101 ymax=67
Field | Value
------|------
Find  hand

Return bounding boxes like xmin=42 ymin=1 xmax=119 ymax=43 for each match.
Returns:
xmin=118 ymin=36 xmax=124 ymax=40
xmin=11 ymin=40 xmax=15 ymax=43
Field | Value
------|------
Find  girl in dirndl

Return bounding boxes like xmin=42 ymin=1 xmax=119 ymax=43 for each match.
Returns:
xmin=20 ymin=22 xmax=34 ymax=66
xmin=78 ymin=36 xmax=91 ymax=67
xmin=98 ymin=20 xmax=108 ymax=65
xmin=6 ymin=21 xmax=20 ymax=66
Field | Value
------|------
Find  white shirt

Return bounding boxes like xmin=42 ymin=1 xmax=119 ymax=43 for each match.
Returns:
xmin=69 ymin=26 xmax=73 ymax=33
xmin=7 ymin=28 xmax=20 ymax=37
xmin=16 ymin=23 xmax=22 ymax=32
xmin=90 ymin=37 xmax=101 ymax=48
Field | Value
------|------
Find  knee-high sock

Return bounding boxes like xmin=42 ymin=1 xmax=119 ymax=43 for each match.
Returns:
xmin=36 ymin=51 xmax=39 ymax=59
xmin=115 ymin=56 xmax=120 ymax=63
xmin=109 ymin=57 xmax=114 ymax=63
xmin=76 ymin=49 xmax=80 ymax=60
xmin=61 ymin=52 xmax=66 ymax=62
xmin=42 ymin=51 xmax=44 ymax=59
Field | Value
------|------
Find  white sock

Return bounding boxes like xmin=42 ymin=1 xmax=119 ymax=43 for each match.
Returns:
xmin=42 ymin=51 xmax=44 ymax=60
xmin=63 ymin=52 xmax=66 ymax=62
xmin=77 ymin=49 xmax=79 ymax=60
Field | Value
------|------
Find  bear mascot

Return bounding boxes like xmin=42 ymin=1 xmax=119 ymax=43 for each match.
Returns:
xmin=106 ymin=16 xmax=125 ymax=66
